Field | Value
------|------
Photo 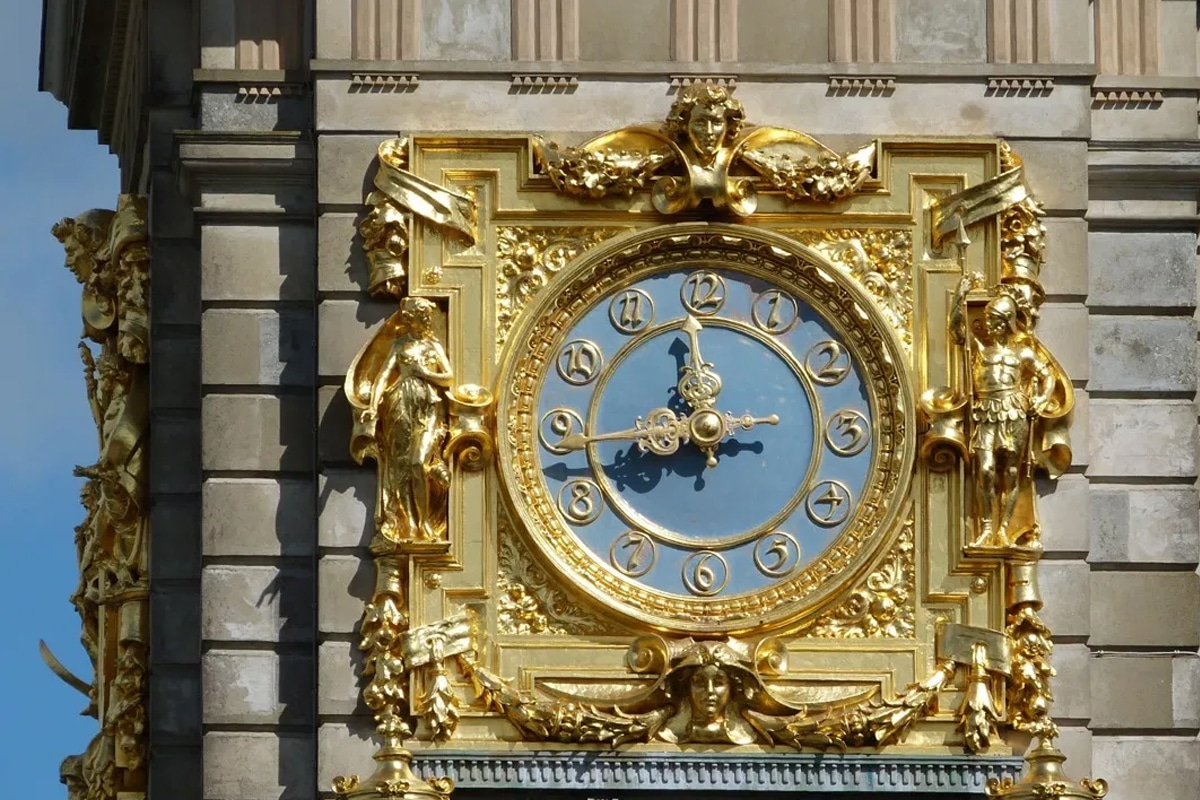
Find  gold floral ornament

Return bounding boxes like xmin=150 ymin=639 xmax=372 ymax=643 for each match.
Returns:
xmin=788 ymin=228 xmax=914 ymax=351
xmin=807 ymin=520 xmax=915 ymax=639
xmin=494 ymin=226 xmax=627 ymax=346
xmin=43 ymin=195 xmax=150 ymax=800
xmin=534 ymin=84 xmax=875 ymax=216
xmin=495 ymin=521 xmax=621 ymax=636
xmin=362 ymin=138 xmax=478 ymax=298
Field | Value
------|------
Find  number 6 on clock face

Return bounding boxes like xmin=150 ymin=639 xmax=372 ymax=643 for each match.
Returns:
xmin=683 ymin=550 xmax=728 ymax=596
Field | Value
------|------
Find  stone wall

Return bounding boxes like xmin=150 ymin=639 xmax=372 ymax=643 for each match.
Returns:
xmin=41 ymin=0 xmax=1200 ymax=798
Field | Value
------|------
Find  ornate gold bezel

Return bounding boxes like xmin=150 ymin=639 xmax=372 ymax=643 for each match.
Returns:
xmin=496 ymin=223 xmax=916 ymax=635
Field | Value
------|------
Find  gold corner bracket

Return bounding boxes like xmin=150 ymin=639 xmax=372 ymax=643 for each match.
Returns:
xmin=43 ymin=195 xmax=150 ymax=800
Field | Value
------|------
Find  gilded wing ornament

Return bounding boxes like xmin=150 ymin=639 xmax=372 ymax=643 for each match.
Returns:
xmin=533 ymin=127 xmax=679 ymax=200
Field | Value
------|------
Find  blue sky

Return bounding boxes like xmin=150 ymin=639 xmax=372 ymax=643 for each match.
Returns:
xmin=0 ymin=3 xmax=122 ymax=793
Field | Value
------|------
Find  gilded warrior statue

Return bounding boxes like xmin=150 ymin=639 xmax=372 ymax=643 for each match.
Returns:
xmin=346 ymin=297 xmax=454 ymax=545
xmin=951 ymin=275 xmax=1060 ymax=549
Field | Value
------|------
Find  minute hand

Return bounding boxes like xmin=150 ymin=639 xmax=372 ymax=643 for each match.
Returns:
xmin=558 ymin=409 xmax=687 ymax=456
xmin=677 ymin=315 xmax=723 ymax=410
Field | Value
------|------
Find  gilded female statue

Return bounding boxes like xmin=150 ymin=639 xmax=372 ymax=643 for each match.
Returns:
xmin=346 ymin=297 xmax=454 ymax=545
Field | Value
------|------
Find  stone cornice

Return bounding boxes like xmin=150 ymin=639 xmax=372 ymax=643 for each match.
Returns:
xmin=174 ymin=131 xmax=315 ymax=219
xmin=1089 ymin=141 xmax=1200 ymax=188
xmin=306 ymin=59 xmax=1098 ymax=81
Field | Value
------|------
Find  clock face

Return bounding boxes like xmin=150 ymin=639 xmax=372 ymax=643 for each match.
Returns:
xmin=498 ymin=226 xmax=913 ymax=633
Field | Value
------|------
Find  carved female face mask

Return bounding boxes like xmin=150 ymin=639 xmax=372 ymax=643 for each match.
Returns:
xmin=686 ymin=104 xmax=728 ymax=160
xmin=689 ymin=664 xmax=732 ymax=723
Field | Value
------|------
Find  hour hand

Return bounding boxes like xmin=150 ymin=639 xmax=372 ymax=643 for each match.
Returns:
xmin=677 ymin=315 xmax=722 ymax=410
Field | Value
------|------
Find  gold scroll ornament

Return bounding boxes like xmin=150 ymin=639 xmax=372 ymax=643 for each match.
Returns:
xmin=461 ymin=634 xmax=962 ymax=751
xmin=43 ymin=195 xmax=150 ymax=800
xmin=535 ymin=84 xmax=875 ymax=216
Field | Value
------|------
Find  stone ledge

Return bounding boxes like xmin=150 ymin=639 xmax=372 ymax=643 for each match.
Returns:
xmin=309 ymin=59 xmax=1096 ymax=80
xmin=410 ymin=751 xmax=1024 ymax=794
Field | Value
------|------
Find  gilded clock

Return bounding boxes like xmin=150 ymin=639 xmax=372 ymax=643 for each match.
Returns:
xmin=498 ymin=225 xmax=914 ymax=634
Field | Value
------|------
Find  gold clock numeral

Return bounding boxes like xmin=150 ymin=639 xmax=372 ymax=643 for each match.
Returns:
xmin=538 ymin=407 xmax=585 ymax=455
xmin=609 ymin=530 xmax=657 ymax=577
xmin=681 ymin=270 xmax=727 ymax=316
xmin=804 ymin=339 xmax=851 ymax=386
xmin=752 ymin=289 xmax=799 ymax=334
xmin=806 ymin=479 xmax=853 ymax=527
xmin=682 ymin=550 xmax=729 ymax=596
xmin=558 ymin=478 xmax=603 ymax=525
xmin=824 ymin=409 xmax=870 ymax=456
xmin=753 ymin=531 xmax=800 ymax=577
xmin=609 ymin=289 xmax=655 ymax=334
xmin=556 ymin=339 xmax=603 ymax=385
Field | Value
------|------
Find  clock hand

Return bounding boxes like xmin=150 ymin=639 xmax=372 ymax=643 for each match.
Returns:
xmin=557 ymin=408 xmax=688 ymax=456
xmin=677 ymin=315 xmax=723 ymax=410
xmin=557 ymin=407 xmax=780 ymax=469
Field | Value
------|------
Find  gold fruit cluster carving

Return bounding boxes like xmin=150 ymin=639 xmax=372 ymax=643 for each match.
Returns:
xmin=495 ymin=226 xmax=627 ymax=347
xmin=44 ymin=195 xmax=149 ymax=800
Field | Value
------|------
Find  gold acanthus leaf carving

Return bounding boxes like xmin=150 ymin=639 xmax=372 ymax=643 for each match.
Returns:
xmin=496 ymin=520 xmax=623 ymax=636
xmin=807 ymin=518 xmax=915 ymax=639
xmin=495 ymin=226 xmax=627 ymax=347
xmin=786 ymin=228 xmax=913 ymax=351
xmin=46 ymin=194 xmax=150 ymax=800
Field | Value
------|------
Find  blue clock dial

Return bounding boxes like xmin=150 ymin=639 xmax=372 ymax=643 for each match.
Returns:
xmin=535 ymin=267 xmax=875 ymax=601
